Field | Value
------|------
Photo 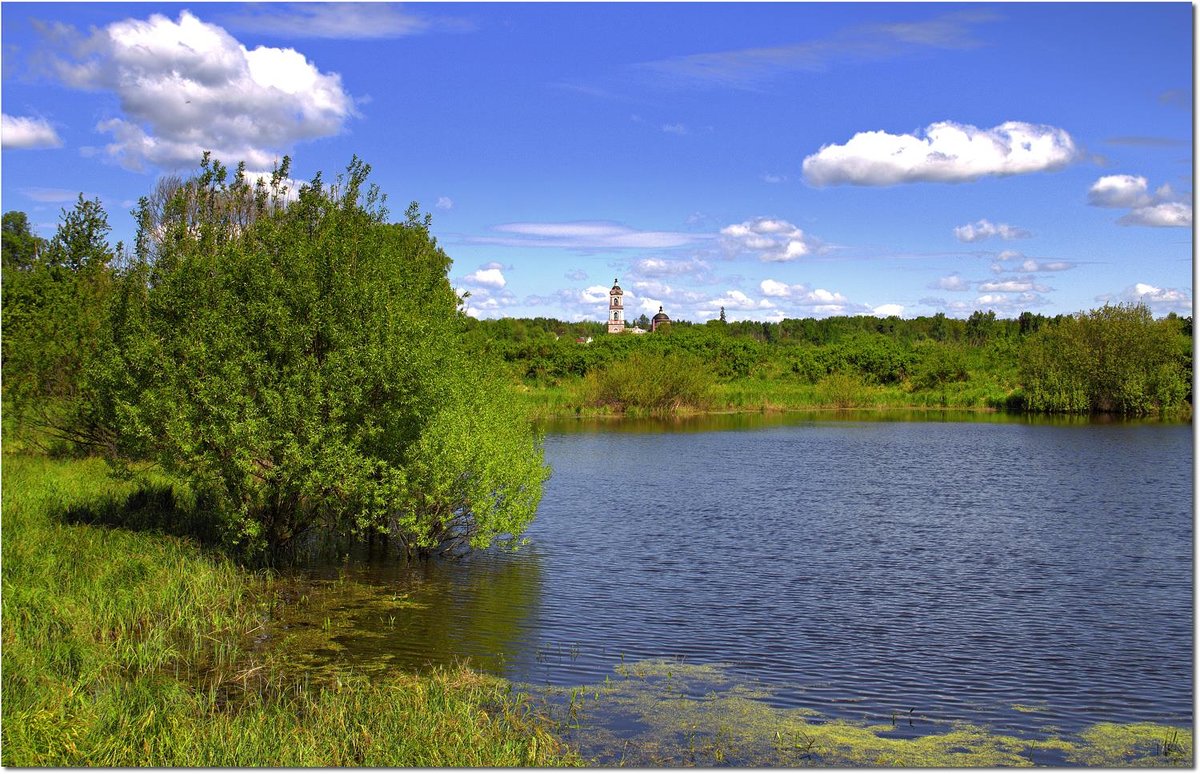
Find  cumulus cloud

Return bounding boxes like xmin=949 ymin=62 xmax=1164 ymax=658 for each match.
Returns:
xmin=872 ymin=303 xmax=905 ymax=317
xmin=2 ymin=114 xmax=63 ymax=149
xmin=931 ymin=274 xmax=970 ymax=291
xmin=472 ymin=221 xmax=703 ymax=251
xmin=1117 ymin=282 xmax=1192 ymax=312
xmin=49 ymin=10 xmax=355 ymax=171
xmin=1088 ymin=174 xmax=1192 ymax=228
xmin=720 ymin=217 xmax=822 ymax=261
xmin=435 ymin=196 xmax=454 ymax=210
xmin=456 ymin=286 xmax=520 ymax=319
xmin=461 ymin=264 xmax=507 ymax=289
xmin=1119 ymin=202 xmax=1192 ymax=228
xmin=1088 ymin=175 xmax=1150 ymax=208
xmin=564 ymin=268 xmax=588 ymax=282
xmin=758 ymin=279 xmax=849 ymax=312
xmin=972 ymin=291 xmax=1049 ymax=312
xmin=802 ymin=121 xmax=1078 ymax=186
xmin=953 ymin=218 xmax=1031 ymax=242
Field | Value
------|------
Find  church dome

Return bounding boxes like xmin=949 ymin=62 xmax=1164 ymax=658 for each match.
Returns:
xmin=652 ymin=305 xmax=670 ymax=323
xmin=610 ymin=278 xmax=623 ymax=295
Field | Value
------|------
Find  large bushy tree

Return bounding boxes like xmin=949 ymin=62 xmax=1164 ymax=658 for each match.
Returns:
xmin=1019 ymin=303 xmax=1191 ymax=415
xmin=97 ymin=155 xmax=546 ymax=557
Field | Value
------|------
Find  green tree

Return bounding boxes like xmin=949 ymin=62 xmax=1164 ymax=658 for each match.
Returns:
xmin=1018 ymin=303 xmax=1190 ymax=415
xmin=2 ymin=211 xmax=46 ymax=271
xmin=2 ymin=199 xmax=115 ymax=451
xmin=97 ymin=156 xmax=547 ymax=557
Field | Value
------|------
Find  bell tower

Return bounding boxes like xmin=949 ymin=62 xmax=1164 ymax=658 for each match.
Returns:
xmin=607 ymin=278 xmax=625 ymax=334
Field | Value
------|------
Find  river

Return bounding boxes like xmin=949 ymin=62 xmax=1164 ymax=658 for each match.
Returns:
xmin=277 ymin=411 xmax=1193 ymax=765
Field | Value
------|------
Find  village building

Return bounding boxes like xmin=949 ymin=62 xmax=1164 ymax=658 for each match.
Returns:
xmin=607 ymin=278 xmax=625 ymax=333
xmin=606 ymin=278 xmax=671 ymax=334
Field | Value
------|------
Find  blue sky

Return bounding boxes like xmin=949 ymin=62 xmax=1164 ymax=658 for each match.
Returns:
xmin=2 ymin=2 xmax=1193 ymax=322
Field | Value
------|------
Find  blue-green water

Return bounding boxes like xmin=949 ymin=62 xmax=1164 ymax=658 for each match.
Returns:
xmin=288 ymin=412 xmax=1193 ymax=763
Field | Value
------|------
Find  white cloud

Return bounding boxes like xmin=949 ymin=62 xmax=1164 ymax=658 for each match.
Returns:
xmin=978 ymin=279 xmax=1044 ymax=293
xmin=757 ymin=279 xmax=849 ymax=308
xmin=1019 ymin=259 xmax=1073 ymax=272
xmin=2 ymin=114 xmax=63 ymax=149
xmin=222 ymin=3 xmax=464 ymax=39
xmin=455 ymin=285 xmax=520 ymax=320
xmin=51 ymin=10 xmax=355 ymax=171
xmin=872 ymin=303 xmax=905 ymax=317
xmin=475 ymin=221 xmax=703 ymax=250
xmin=661 ymin=123 xmax=688 ymax=135
xmin=436 ymin=196 xmax=454 ymax=210
xmin=991 ymin=250 xmax=1073 ymax=274
xmin=802 ymin=121 xmax=1078 ymax=186
xmin=579 ymin=285 xmax=614 ymax=305
xmin=721 ymin=217 xmax=821 ymax=261
xmin=953 ymin=218 xmax=1031 ymax=242
xmin=711 ymin=289 xmax=775 ymax=312
xmin=1119 ymin=202 xmax=1192 ymax=228
xmin=462 ymin=266 xmax=506 ymax=288
xmin=630 ymin=256 xmax=711 ymax=278
xmin=931 ymin=274 xmax=970 ymax=291
xmin=1088 ymin=174 xmax=1192 ymax=228
xmin=1119 ymin=282 xmax=1192 ymax=311
xmin=1088 ymin=174 xmax=1150 ymax=208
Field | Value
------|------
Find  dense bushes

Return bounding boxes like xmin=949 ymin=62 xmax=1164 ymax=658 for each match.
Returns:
xmin=1019 ymin=304 xmax=1191 ymax=415
xmin=3 ymin=156 xmax=548 ymax=559
xmin=583 ymin=351 xmax=714 ymax=412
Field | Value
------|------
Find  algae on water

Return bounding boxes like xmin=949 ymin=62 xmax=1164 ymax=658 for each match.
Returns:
xmin=538 ymin=659 xmax=1192 ymax=767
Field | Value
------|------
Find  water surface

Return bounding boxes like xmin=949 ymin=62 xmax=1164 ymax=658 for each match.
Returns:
xmin=281 ymin=412 xmax=1193 ymax=762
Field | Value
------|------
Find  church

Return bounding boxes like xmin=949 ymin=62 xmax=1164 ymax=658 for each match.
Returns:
xmin=607 ymin=278 xmax=670 ymax=334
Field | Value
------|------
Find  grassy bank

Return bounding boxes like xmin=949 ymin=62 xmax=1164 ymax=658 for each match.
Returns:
xmin=510 ymin=375 xmax=1019 ymax=421
xmin=0 ymin=454 xmax=578 ymax=767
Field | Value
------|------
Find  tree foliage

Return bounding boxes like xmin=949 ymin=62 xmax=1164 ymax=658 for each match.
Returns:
xmin=1019 ymin=303 xmax=1191 ymax=415
xmin=92 ymin=155 xmax=546 ymax=557
xmin=2 ymin=198 xmax=116 ymax=451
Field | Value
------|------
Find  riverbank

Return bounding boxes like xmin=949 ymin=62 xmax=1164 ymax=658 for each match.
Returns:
xmin=510 ymin=378 xmax=1192 ymax=422
xmin=0 ymin=454 xmax=579 ymax=767
xmin=511 ymin=377 xmax=1019 ymax=421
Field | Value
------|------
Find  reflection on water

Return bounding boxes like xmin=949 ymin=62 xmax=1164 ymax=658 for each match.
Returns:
xmin=269 ymin=413 xmax=1192 ymax=765
xmin=269 ymin=546 xmax=543 ymax=678
xmin=537 ymin=407 xmax=1171 ymax=435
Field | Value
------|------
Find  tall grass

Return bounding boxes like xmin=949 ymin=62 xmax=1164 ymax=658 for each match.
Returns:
xmin=1 ymin=454 xmax=578 ymax=766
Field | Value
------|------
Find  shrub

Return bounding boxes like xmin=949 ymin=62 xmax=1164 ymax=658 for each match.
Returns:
xmin=583 ymin=351 xmax=714 ymax=412
xmin=93 ymin=156 xmax=547 ymax=557
xmin=1018 ymin=303 xmax=1191 ymax=415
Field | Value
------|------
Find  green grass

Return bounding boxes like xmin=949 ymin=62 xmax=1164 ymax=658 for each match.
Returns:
xmin=1 ymin=454 xmax=578 ymax=767
xmin=513 ymin=372 xmax=1019 ymax=420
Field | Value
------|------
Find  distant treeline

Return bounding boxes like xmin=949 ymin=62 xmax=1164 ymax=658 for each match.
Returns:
xmin=465 ymin=306 xmax=1193 ymax=416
